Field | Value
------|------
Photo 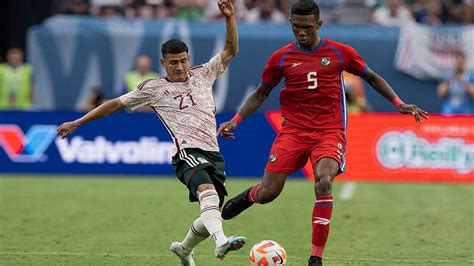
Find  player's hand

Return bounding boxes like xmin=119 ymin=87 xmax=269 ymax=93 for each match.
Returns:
xmin=398 ymin=104 xmax=429 ymax=123
xmin=57 ymin=121 xmax=79 ymax=139
xmin=217 ymin=120 xmax=236 ymax=139
xmin=218 ymin=0 xmax=235 ymax=18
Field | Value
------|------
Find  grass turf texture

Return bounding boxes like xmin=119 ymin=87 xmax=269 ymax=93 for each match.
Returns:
xmin=0 ymin=175 xmax=472 ymax=265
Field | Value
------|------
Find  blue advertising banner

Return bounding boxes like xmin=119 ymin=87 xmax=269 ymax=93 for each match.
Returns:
xmin=2 ymin=111 xmax=472 ymax=183
xmin=0 ymin=111 xmax=303 ymax=177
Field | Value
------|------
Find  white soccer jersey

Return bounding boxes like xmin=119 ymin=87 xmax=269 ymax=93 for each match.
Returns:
xmin=119 ymin=53 xmax=226 ymax=156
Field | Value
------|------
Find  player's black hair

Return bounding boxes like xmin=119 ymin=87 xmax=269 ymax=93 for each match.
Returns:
xmin=291 ymin=0 xmax=320 ymax=20
xmin=161 ymin=39 xmax=189 ymax=57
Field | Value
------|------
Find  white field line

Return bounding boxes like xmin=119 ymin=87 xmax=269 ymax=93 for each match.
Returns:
xmin=339 ymin=182 xmax=356 ymax=201
xmin=0 ymin=252 xmax=470 ymax=263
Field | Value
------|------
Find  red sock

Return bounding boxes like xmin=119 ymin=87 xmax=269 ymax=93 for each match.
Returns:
xmin=247 ymin=184 xmax=262 ymax=203
xmin=311 ymin=196 xmax=333 ymax=257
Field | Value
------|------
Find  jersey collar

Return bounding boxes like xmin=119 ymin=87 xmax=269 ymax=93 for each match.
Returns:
xmin=295 ymin=37 xmax=325 ymax=54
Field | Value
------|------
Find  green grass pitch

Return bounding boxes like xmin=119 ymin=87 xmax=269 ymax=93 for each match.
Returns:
xmin=0 ymin=175 xmax=472 ymax=265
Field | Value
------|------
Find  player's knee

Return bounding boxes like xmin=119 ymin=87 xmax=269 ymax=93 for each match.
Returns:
xmin=196 ymin=183 xmax=215 ymax=194
xmin=315 ymin=175 xmax=332 ymax=196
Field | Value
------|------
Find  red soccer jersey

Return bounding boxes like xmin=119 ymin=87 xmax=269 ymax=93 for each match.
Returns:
xmin=261 ymin=38 xmax=367 ymax=130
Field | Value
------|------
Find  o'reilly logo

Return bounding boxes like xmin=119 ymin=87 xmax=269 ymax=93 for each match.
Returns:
xmin=56 ymin=136 xmax=173 ymax=164
xmin=376 ymin=131 xmax=473 ymax=174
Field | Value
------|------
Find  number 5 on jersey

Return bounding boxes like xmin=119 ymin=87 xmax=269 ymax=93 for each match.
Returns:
xmin=307 ymin=71 xmax=318 ymax=89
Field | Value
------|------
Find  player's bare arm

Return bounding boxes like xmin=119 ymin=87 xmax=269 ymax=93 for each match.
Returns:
xmin=57 ymin=98 xmax=124 ymax=139
xmin=218 ymin=0 xmax=239 ymax=69
xmin=467 ymin=83 xmax=474 ymax=97
xmin=437 ymin=81 xmax=449 ymax=99
xmin=360 ymin=67 xmax=429 ymax=123
xmin=217 ymin=84 xmax=273 ymax=139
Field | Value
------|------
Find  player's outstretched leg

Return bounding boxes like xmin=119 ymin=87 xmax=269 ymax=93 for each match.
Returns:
xmin=221 ymin=186 xmax=254 ymax=220
xmin=222 ymin=172 xmax=288 ymax=220
xmin=198 ymin=188 xmax=246 ymax=259
xmin=214 ymin=235 xmax=247 ymax=259
xmin=170 ymin=217 xmax=209 ymax=266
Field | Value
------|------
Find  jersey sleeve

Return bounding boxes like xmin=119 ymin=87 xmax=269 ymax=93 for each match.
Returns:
xmin=341 ymin=45 xmax=367 ymax=75
xmin=261 ymin=51 xmax=284 ymax=88
xmin=199 ymin=52 xmax=227 ymax=82
xmin=119 ymin=81 xmax=158 ymax=110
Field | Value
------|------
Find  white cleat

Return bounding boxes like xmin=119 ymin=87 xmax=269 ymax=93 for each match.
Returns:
xmin=170 ymin=242 xmax=195 ymax=266
xmin=214 ymin=236 xmax=247 ymax=260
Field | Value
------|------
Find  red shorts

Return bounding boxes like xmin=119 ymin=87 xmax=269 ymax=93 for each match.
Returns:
xmin=265 ymin=126 xmax=346 ymax=174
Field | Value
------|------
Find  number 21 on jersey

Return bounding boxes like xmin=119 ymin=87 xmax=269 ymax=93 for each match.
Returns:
xmin=174 ymin=93 xmax=197 ymax=110
xmin=307 ymin=72 xmax=317 ymax=89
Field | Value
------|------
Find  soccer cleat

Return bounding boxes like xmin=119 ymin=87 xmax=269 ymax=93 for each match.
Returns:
xmin=214 ymin=236 xmax=247 ymax=260
xmin=308 ymin=255 xmax=323 ymax=266
xmin=170 ymin=242 xmax=195 ymax=266
xmin=221 ymin=187 xmax=254 ymax=220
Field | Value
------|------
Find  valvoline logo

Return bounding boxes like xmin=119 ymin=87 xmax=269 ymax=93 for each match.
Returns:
xmin=0 ymin=124 xmax=57 ymax=162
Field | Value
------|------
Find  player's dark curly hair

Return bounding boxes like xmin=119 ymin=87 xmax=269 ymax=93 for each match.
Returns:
xmin=161 ymin=39 xmax=189 ymax=57
xmin=291 ymin=0 xmax=320 ymax=20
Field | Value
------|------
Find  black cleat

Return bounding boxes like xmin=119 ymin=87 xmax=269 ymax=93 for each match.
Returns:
xmin=308 ymin=256 xmax=322 ymax=266
xmin=221 ymin=187 xmax=254 ymax=220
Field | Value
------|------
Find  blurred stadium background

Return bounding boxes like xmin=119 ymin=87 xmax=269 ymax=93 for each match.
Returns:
xmin=0 ymin=0 xmax=473 ymax=265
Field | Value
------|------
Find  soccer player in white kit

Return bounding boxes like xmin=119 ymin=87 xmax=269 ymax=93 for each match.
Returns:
xmin=57 ymin=1 xmax=245 ymax=264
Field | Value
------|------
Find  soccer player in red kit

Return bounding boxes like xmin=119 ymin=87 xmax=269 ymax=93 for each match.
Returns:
xmin=217 ymin=1 xmax=428 ymax=265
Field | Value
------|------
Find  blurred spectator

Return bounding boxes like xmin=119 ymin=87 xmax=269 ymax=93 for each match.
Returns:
xmin=63 ymin=0 xmax=91 ymax=15
xmin=78 ymin=87 xmax=107 ymax=111
xmin=133 ymin=0 xmax=178 ymax=19
xmin=437 ymin=51 xmax=474 ymax=115
xmin=90 ymin=0 xmax=124 ymax=14
xmin=407 ymin=0 xmax=426 ymax=17
xmin=0 ymin=48 xmax=34 ymax=110
xmin=122 ymin=55 xmax=158 ymax=94
xmin=343 ymin=71 xmax=370 ymax=113
xmin=175 ymin=0 xmax=207 ymax=20
xmin=444 ymin=0 xmax=466 ymax=23
xmin=244 ymin=0 xmax=258 ymax=10
xmin=245 ymin=0 xmax=286 ymax=23
xmin=315 ymin=0 xmax=346 ymax=23
xmin=98 ymin=5 xmax=124 ymax=17
xmin=416 ymin=0 xmax=444 ymax=25
xmin=372 ymin=0 xmax=413 ymax=26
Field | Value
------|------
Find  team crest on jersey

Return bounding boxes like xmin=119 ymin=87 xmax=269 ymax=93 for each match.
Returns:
xmin=269 ymin=154 xmax=277 ymax=163
xmin=321 ymin=57 xmax=331 ymax=67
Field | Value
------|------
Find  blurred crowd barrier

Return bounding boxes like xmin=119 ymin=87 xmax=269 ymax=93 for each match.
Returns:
xmin=27 ymin=16 xmax=472 ymax=113
xmin=1 ymin=111 xmax=473 ymax=182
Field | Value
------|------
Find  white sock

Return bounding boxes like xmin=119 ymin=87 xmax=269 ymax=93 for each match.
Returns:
xmin=198 ymin=189 xmax=227 ymax=248
xmin=182 ymin=217 xmax=209 ymax=253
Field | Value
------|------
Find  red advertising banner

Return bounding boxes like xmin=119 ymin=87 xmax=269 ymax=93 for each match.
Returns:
xmin=266 ymin=112 xmax=474 ymax=183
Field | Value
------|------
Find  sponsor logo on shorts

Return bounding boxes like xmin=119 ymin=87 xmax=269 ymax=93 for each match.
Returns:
xmin=269 ymin=154 xmax=277 ymax=163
